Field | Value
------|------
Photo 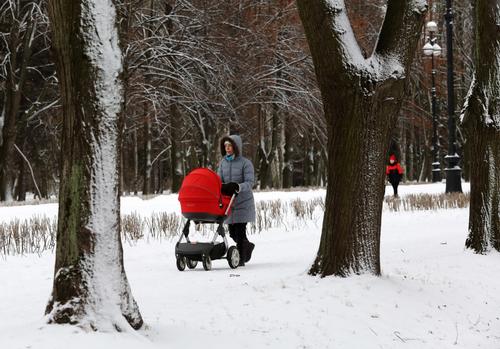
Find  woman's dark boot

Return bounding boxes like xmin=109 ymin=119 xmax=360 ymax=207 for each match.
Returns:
xmin=237 ymin=243 xmax=245 ymax=266
xmin=244 ymin=241 xmax=255 ymax=263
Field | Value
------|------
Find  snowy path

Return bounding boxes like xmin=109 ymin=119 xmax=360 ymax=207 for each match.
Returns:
xmin=2 ymin=183 xmax=499 ymax=349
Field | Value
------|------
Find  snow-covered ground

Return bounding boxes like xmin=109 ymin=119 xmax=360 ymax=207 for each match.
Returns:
xmin=2 ymin=182 xmax=499 ymax=349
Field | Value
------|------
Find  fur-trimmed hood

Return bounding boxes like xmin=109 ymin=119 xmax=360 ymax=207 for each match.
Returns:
xmin=220 ymin=134 xmax=243 ymax=157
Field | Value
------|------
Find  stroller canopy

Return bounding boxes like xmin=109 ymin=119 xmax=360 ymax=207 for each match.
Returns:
xmin=178 ymin=168 xmax=231 ymax=221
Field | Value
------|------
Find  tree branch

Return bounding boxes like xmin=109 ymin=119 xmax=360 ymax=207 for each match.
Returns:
xmin=375 ymin=0 xmax=427 ymax=68
xmin=14 ymin=143 xmax=42 ymax=199
xmin=296 ymin=0 xmax=365 ymax=84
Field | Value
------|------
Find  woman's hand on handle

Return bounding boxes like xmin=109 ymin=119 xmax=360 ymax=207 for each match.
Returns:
xmin=222 ymin=182 xmax=240 ymax=196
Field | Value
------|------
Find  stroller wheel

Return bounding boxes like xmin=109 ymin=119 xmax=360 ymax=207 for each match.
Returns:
xmin=187 ymin=259 xmax=198 ymax=269
xmin=176 ymin=256 xmax=186 ymax=271
xmin=227 ymin=246 xmax=240 ymax=269
xmin=202 ymin=256 xmax=212 ymax=271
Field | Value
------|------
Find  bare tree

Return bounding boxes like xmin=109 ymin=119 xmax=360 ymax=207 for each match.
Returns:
xmin=0 ymin=0 xmax=59 ymax=201
xmin=0 ymin=1 xmax=42 ymax=200
xmin=462 ymin=0 xmax=500 ymax=253
xmin=1 ymin=0 xmax=479 ymax=198
xmin=45 ymin=0 xmax=143 ymax=330
xmin=120 ymin=0 xmax=230 ymax=192
xmin=297 ymin=0 xmax=427 ymax=276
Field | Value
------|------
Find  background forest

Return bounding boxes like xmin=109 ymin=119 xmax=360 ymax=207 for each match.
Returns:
xmin=0 ymin=0 xmax=474 ymax=201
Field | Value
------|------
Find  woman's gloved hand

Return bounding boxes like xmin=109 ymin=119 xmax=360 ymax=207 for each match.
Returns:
xmin=221 ymin=182 xmax=240 ymax=196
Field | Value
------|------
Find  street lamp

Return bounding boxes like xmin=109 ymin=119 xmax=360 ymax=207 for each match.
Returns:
xmin=423 ymin=21 xmax=442 ymax=182
xmin=444 ymin=0 xmax=463 ymax=193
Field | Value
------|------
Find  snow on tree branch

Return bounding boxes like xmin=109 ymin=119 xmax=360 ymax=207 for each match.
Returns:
xmin=323 ymin=0 xmax=366 ymax=69
xmin=373 ymin=0 xmax=427 ymax=79
xmin=299 ymin=0 xmax=426 ymax=85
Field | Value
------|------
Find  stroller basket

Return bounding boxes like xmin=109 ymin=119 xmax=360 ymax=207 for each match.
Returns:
xmin=178 ymin=168 xmax=232 ymax=223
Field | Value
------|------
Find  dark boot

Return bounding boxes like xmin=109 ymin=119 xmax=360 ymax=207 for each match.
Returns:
xmin=237 ymin=243 xmax=245 ymax=266
xmin=243 ymin=241 xmax=254 ymax=263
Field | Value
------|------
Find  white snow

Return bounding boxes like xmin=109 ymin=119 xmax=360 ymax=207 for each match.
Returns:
xmin=411 ymin=0 xmax=428 ymax=15
xmin=2 ymin=182 xmax=499 ymax=348
xmin=369 ymin=53 xmax=405 ymax=81
xmin=0 ymin=182 xmax=470 ymax=224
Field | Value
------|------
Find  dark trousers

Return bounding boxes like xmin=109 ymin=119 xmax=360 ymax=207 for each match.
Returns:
xmin=228 ymin=223 xmax=254 ymax=264
xmin=390 ymin=180 xmax=399 ymax=197
xmin=228 ymin=223 xmax=248 ymax=245
xmin=388 ymin=173 xmax=401 ymax=197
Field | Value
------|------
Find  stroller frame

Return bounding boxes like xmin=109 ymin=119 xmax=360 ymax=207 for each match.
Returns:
xmin=175 ymin=194 xmax=239 ymax=271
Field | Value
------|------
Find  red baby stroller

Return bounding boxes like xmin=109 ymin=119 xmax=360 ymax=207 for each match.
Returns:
xmin=176 ymin=168 xmax=240 ymax=271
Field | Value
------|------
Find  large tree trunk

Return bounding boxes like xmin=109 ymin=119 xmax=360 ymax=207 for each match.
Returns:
xmin=45 ymin=0 xmax=143 ymax=330
xmin=297 ymin=0 xmax=426 ymax=276
xmin=462 ymin=0 xmax=500 ymax=253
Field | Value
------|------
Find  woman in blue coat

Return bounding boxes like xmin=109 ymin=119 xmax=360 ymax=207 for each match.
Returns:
xmin=217 ymin=134 xmax=256 ymax=266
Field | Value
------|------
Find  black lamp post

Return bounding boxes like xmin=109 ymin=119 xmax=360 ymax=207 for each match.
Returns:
xmin=444 ymin=0 xmax=463 ymax=193
xmin=423 ymin=21 xmax=442 ymax=182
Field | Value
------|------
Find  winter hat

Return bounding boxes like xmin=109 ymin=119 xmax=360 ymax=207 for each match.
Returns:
xmin=389 ymin=154 xmax=397 ymax=161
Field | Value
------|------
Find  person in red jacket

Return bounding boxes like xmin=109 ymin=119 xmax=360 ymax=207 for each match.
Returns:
xmin=386 ymin=154 xmax=404 ymax=197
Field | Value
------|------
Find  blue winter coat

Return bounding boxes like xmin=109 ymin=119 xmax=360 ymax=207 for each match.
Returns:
xmin=217 ymin=135 xmax=256 ymax=224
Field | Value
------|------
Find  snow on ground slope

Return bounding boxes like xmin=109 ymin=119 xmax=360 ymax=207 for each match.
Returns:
xmin=1 ymin=182 xmax=499 ymax=349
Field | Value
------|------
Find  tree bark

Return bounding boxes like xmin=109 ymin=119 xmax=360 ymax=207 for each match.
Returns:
xmin=259 ymin=60 xmax=283 ymax=189
xmin=133 ymin=128 xmax=139 ymax=194
xmin=282 ymin=113 xmax=293 ymax=188
xmin=399 ymin=122 xmax=407 ymax=177
xmin=45 ymin=0 xmax=143 ymax=330
xmin=408 ymin=121 xmax=415 ymax=180
xmin=169 ymin=102 xmax=183 ymax=193
xmin=462 ymin=0 xmax=500 ymax=253
xmin=297 ymin=0 xmax=426 ymax=276
xmin=142 ymin=103 xmax=152 ymax=195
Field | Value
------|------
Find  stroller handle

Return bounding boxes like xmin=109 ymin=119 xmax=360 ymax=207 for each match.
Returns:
xmin=224 ymin=194 xmax=237 ymax=216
